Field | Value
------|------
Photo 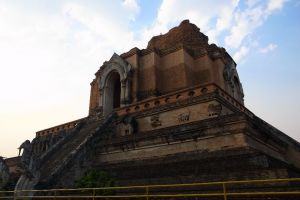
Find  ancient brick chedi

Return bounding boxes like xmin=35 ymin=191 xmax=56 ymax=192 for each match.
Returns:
xmin=6 ymin=20 xmax=300 ymax=191
xmin=88 ymin=19 xmax=244 ymax=116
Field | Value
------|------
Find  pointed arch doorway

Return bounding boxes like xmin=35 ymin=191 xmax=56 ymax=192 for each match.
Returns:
xmin=98 ymin=53 xmax=133 ymax=116
xmin=103 ymin=71 xmax=121 ymax=114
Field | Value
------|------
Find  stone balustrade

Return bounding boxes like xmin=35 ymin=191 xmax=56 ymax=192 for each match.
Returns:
xmin=218 ymin=89 xmax=253 ymax=117
xmin=115 ymin=83 xmax=215 ymax=116
xmin=36 ymin=118 xmax=86 ymax=137
xmin=115 ymin=83 xmax=253 ymax=118
xmin=36 ymin=83 xmax=252 ymax=138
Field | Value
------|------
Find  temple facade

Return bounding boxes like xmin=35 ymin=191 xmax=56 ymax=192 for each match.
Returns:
xmin=89 ymin=20 xmax=244 ymax=117
xmin=4 ymin=20 xmax=300 ymax=191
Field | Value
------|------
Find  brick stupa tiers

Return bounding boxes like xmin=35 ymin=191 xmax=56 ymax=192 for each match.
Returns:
xmin=88 ymin=20 xmax=244 ymax=116
xmin=147 ymin=19 xmax=209 ymax=51
xmin=11 ymin=20 xmax=300 ymax=192
xmin=148 ymin=19 xmax=219 ymax=59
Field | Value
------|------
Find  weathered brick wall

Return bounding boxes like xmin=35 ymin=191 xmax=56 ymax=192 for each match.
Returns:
xmin=88 ymin=20 xmax=245 ymax=114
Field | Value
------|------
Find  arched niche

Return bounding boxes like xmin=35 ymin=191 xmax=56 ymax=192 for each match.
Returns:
xmin=223 ymin=60 xmax=244 ymax=104
xmin=233 ymin=76 xmax=243 ymax=101
xmin=103 ymin=71 xmax=121 ymax=114
xmin=98 ymin=53 xmax=133 ymax=115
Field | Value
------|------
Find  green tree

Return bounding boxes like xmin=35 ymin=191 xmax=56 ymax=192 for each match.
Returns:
xmin=75 ymin=169 xmax=115 ymax=195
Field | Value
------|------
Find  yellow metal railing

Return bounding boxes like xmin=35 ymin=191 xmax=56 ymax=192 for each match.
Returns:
xmin=1 ymin=178 xmax=300 ymax=199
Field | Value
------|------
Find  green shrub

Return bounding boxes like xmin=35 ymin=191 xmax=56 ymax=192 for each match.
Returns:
xmin=75 ymin=169 xmax=116 ymax=195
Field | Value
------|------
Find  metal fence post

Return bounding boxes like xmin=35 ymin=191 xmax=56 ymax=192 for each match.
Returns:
xmin=93 ymin=189 xmax=95 ymax=200
xmin=222 ymin=183 xmax=227 ymax=200
xmin=145 ymin=186 xmax=149 ymax=200
xmin=54 ymin=190 xmax=57 ymax=200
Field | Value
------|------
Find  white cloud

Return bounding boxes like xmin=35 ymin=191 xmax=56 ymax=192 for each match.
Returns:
xmin=62 ymin=2 xmax=139 ymax=52
xmin=139 ymin=0 xmax=239 ymax=46
xmin=267 ymin=0 xmax=286 ymax=12
xmin=233 ymin=46 xmax=250 ymax=62
xmin=0 ymin=0 xmax=290 ymax=157
xmin=225 ymin=6 xmax=266 ymax=49
xmin=259 ymin=43 xmax=277 ymax=53
xmin=141 ymin=0 xmax=286 ymax=63
xmin=0 ymin=1 xmax=141 ymax=157
xmin=247 ymin=0 xmax=261 ymax=8
xmin=206 ymin=0 xmax=240 ymax=43
xmin=225 ymin=0 xmax=287 ymax=50
xmin=122 ymin=0 xmax=140 ymax=20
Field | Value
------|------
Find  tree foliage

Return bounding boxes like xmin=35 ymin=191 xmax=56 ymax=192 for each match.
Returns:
xmin=75 ymin=169 xmax=115 ymax=195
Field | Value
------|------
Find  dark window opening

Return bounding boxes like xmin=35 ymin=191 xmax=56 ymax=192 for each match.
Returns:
xmin=113 ymin=75 xmax=121 ymax=108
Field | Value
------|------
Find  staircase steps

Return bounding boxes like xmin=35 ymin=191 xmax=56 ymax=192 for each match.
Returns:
xmin=39 ymin=120 xmax=100 ymax=182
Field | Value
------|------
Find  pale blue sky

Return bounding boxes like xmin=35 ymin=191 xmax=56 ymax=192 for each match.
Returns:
xmin=0 ymin=0 xmax=299 ymax=157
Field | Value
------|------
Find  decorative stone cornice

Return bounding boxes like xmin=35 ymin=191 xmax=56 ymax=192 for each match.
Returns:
xmin=95 ymin=113 xmax=248 ymax=149
xmin=98 ymin=53 xmax=133 ymax=90
xmin=115 ymin=83 xmax=252 ymax=118
xmin=36 ymin=118 xmax=86 ymax=137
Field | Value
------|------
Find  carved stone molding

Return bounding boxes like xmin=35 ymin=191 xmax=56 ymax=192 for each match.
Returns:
xmin=97 ymin=53 xmax=133 ymax=115
xmin=134 ymin=92 xmax=218 ymax=118
xmin=150 ymin=115 xmax=162 ymax=128
xmin=207 ymin=103 xmax=222 ymax=117
xmin=223 ymin=60 xmax=244 ymax=100
xmin=137 ymin=90 xmax=161 ymax=101
xmin=178 ymin=110 xmax=190 ymax=122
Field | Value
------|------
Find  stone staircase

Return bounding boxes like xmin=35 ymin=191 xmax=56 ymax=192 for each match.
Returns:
xmin=40 ymin=121 xmax=98 ymax=179
xmin=15 ymin=113 xmax=116 ymax=191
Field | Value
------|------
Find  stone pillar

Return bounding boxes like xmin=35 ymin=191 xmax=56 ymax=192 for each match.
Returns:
xmin=99 ymin=88 xmax=103 ymax=107
xmin=125 ymin=78 xmax=132 ymax=104
xmin=121 ymin=79 xmax=126 ymax=107
xmin=102 ymin=86 xmax=110 ymax=115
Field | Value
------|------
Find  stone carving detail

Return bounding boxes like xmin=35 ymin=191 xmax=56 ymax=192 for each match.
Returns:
xmin=208 ymin=104 xmax=222 ymax=116
xmin=18 ymin=140 xmax=32 ymax=168
xmin=223 ymin=60 xmax=244 ymax=100
xmin=98 ymin=53 xmax=133 ymax=114
xmin=223 ymin=60 xmax=235 ymax=82
xmin=0 ymin=156 xmax=9 ymax=189
xmin=98 ymin=53 xmax=133 ymax=88
xmin=150 ymin=115 xmax=162 ymax=128
xmin=95 ymin=106 xmax=103 ymax=114
xmin=178 ymin=110 xmax=190 ymax=122
xmin=18 ymin=140 xmax=40 ymax=179
xmin=119 ymin=115 xmax=138 ymax=136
